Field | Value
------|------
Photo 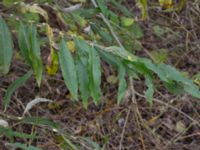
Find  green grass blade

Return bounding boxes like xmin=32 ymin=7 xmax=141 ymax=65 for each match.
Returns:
xmin=18 ymin=22 xmax=31 ymax=64
xmin=145 ymin=75 xmax=154 ymax=104
xmin=0 ymin=127 xmax=36 ymax=139
xmin=8 ymin=143 xmax=42 ymax=150
xmin=18 ymin=23 xmax=43 ymax=86
xmin=0 ymin=17 xmax=13 ymax=75
xmin=96 ymin=0 xmax=109 ymax=17
xmin=22 ymin=116 xmax=59 ymax=129
xmin=3 ymin=71 xmax=33 ymax=111
xmin=117 ymin=63 xmax=127 ymax=104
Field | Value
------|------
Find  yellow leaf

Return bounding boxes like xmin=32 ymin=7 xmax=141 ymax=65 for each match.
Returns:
xmin=137 ymin=0 xmax=148 ymax=20
xmin=145 ymin=116 xmax=159 ymax=125
xmin=67 ymin=41 xmax=76 ymax=53
xmin=46 ymin=49 xmax=59 ymax=75
xmin=46 ymin=24 xmax=53 ymax=40
xmin=159 ymin=0 xmax=173 ymax=9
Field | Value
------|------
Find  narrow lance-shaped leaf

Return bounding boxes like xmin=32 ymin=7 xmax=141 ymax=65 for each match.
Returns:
xmin=96 ymin=0 xmax=109 ymax=17
xmin=18 ymin=22 xmax=31 ymax=64
xmin=22 ymin=116 xmax=59 ymax=129
xmin=59 ymin=39 xmax=78 ymax=100
xmin=145 ymin=75 xmax=154 ymax=104
xmin=7 ymin=143 xmax=42 ymax=150
xmin=0 ymin=127 xmax=36 ymax=140
xmin=18 ymin=23 xmax=43 ymax=86
xmin=75 ymin=56 xmax=90 ymax=108
xmin=89 ymin=47 xmax=101 ymax=104
xmin=28 ymin=24 xmax=41 ymax=57
xmin=30 ymin=52 xmax=43 ymax=86
xmin=74 ymin=38 xmax=90 ymax=66
xmin=117 ymin=63 xmax=127 ymax=104
xmin=3 ymin=71 xmax=33 ymax=111
xmin=0 ymin=17 xmax=13 ymax=75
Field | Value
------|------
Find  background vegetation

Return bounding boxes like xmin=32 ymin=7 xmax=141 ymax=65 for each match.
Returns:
xmin=0 ymin=0 xmax=200 ymax=149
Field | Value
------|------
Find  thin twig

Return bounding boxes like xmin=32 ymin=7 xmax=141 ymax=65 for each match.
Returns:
xmin=119 ymin=107 xmax=131 ymax=150
xmin=129 ymin=77 xmax=146 ymax=150
xmin=90 ymin=0 xmax=124 ymax=49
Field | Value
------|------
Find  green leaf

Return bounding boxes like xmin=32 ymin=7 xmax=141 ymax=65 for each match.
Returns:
xmin=151 ymin=49 xmax=168 ymax=63
xmin=0 ymin=17 xmax=13 ymax=75
xmin=74 ymin=38 xmax=90 ymax=66
xmin=145 ymin=75 xmax=154 ymax=104
xmin=30 ymin=52 xmax=43 ymax=86
xmin=28 ymin=24 xmax=41 ymax=57
xmin=117 ymin=64 xmax=127 ymax=104
xmin=153 ymin=25 xmax=167 ymax=37
xmin=97 ymin=49 xmax=120 ymax=68
xmin=18 ymin=22 xmax=31 ymax=64
xmin=22 ymin=116 xmax=59 ymax=129
xmin=89 ymin=47 xmax=102 ymax=104
xmin=0 ymin=126 xmax=36 ymax=139
xmin=164 ymin=81 xmax=184 ymax=95
xmin=110 ymin=0 xmax=132 ymax=17
xmin=75 ymin=56 xmax=90 ymax=108
xmin=96 ymin=0 xmax=109 ymax=17
xmin=8 ymin=143 xmax=42 ymax=150
xmin=120 ymin=17 xmax=134 ymax=27
xmin=3 ymin=71 xmax=33 ymax=110
xmin=18 ymin=23 xmax=43 ymax=86
xmin=59 ymin=39 xmax=78 ymax=100
xmin=105 ymin=46 xmax=138 ymax=62
xmin=3 ymin=0 xmax=23 ymax=7
xmin=131 ymin=23 xmax=144 ymax=39
xmin=140 ymin=58 xmax=200 ymax=99
xmin=133 ymin=40 xmax=143 ymax=51
xmin=160 ymin=64 xmax=200 ymax=98
xmin=193 ymin=72 xmax=200 ymax=86
xmin=81 ymin=137 xmax=101 ymax=150
xmin=139 ymin=58 xmax=168 ymax=82
xmin=184 ymin=84 xmax=200 ymax=99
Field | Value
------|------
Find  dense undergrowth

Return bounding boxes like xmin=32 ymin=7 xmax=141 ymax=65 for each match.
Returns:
xmin=0 ymin=0 xmax=200 ymax=149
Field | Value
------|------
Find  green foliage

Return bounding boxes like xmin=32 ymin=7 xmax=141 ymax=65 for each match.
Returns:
xmin=88 ymin=47 xmax=102 ymax=104
xmin=1 ymin=1 xmax=200 ymax=148
xmin=96 ymin=0 xmax=109 ymax=17
xmin=18 ymin=22 xmax=43 ymax=86
xmin=131 ymin=23 xmax=144 ymax=39
xmin=22 ymin=116 xmax=59 ymax=129
xmin=110 ymin=0 xmax=132 ymax=17
xmin=75 ymin=56 xmax=90 ymax=108
xmin=0 ymin=126 xmax=36 ymax=140
xmin=3 ymin=71 xmax=33 ymax=110
xmin=153 ymin=25 xmax=168 ymax=37
xmin=59 ymin=39 xmax=78 ymax=100
xmin=3 ymin=0 xmax=23 ymax=7
xmin=145 ymin=75 xmax=154 ymax=104
xmin=0 ymin=17 xmax=13 ymax=75
xmin=7 ymin=143 xmax=42 ymax=150
xmin=117 ymin=63 xmax=127 ymax=104
xmin=1 ymin=0 xmax=200 ymax=108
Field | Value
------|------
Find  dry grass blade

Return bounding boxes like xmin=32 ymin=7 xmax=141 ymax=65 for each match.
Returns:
xmin=23 ymin=98 xmax=53 ymax=116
